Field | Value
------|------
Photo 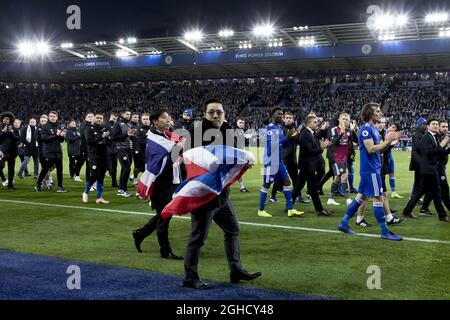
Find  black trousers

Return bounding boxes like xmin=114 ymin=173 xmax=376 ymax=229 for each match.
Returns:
xmin=74 ymin=153 xmax=90 ymax=182
xmin=88 ymin=158 xmax=107 ymax=186
xmin=0 ymin=156 xmax=16 ymax=187
xmin=271 ymin=161 xmax=298 ymax=197
xmin=405 ymin=172 xmax=447 ymax=219
xmin=422 ymin=172 xmax=450 ymax=213
xmin=184 ymin=199 xmax=241 ymax=281
xmin=116 ymin=150 xmax=132 ymax=191
xmin=106 ymin=152 xmax=118 ymax=186
xmin=69 ymin=155 xmax=83 ymax=178
xmin=319 ymin=159 xmax=335 ymax=192
xmin=292 ymin=168 xmax=324 ymax=212
xmin=37 ymin=157 xmax=63 ymax=188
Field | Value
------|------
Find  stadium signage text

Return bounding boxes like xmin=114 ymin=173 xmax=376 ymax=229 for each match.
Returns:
xmin=235 ymin=51 xmax=284 ymax=59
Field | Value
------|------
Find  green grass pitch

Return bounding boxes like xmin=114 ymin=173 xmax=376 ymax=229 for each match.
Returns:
xmin=1 ymin=146 xmax=450 ymax=300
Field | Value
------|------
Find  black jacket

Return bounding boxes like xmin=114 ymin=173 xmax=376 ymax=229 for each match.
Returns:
xmin=40 ymin=122 xmax=64 ymax=160
xmin=436 ymin=133 xmax=450 ymax=175
xmin=65 ymin=127 xmax=81 ymax=157
xmin=420 ymin=131 xmax=450 ymax=175
xmin=111 ymin=117 xmax=133 ymax=152
xmin=174 ymin=119 xmax=194 ymax=132
xmin=86 ymin=124 xmax=108 ymax=161
xmin=297 ymin=128 xmax=324 ymax=172
xmin=137 ymin=125 xmax=150 ymax=154
xmin=0 ymin=124 xmax=20 ymax=158
xmin=281 ymin=124 xmax=297 ymax=165
xmin=410 ymin=126 xmax=426 ymax=171
xmin=79 ymin=121 xmax=91 ymax=156
xmin=20 ymin=125 xmax=38 ymax=157
xmin=105 ymin=121 xmax=116 ymax=154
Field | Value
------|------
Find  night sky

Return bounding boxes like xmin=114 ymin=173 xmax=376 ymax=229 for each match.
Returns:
xmin=0 ymin=0 xmax=449 ymax=48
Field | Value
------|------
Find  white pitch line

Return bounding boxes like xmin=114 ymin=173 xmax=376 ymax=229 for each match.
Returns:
xmin=1 ymin=199 xmax=450 ymax=245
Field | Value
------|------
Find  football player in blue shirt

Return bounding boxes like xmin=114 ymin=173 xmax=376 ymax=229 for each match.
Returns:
xmin=258 ymin=108 xmax=304 ymax=218
xmin=337 ymin=103 xmax=403 ymax=241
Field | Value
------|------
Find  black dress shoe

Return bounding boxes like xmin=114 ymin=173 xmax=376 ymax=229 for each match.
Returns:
xmin=317 ymin=210 xmax=334 ymax=216
xmin=318 ymin=190 xmax=325 ymax=196
xmin=439 ymin=216 xmax=450 ymax=222
xmin=230 ymin=270 xmax=262 ymax=284
xmin=161 ymin=252 xmax=183 ymax=260
xmin=419 ymin=209 xmax=433 ymax=217
xmin=183 ymin=279 xmax=214 ymax=290
xmin=132 ymin=229 xmax=145 ymax=253
xmin=403 ymin=209 xmax=418 ymax=219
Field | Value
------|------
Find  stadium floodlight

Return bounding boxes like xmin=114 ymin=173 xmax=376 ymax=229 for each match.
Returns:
xmin=379 ymin=33 xmax=396 ymax=41
xmin=184 ymin=30 xmax=203 ymax=42
xmin=36 ymin=41 xmax=50 ymax=55
xmin=253 ymin=24 xmax=275 ymax=37
xmin=127 ymin=37 xmax=137 ymax=44
xmin=218 ymin=29 xmax=234 ymax=37
xmin=17 ymin=41 xmax=35 ymax=57
xmin=118 ymin=38 xmax=125 ymax=44
xmin=439 ymin=28 xmax=450 ymax=37
xmin=298 ymin=36 xmax=315 ymax=47
xmin=61 ymin=42 xmax=73 ymax=49
xmin=374 ymin=14 xmax=396 ymax=30
xmin=396 ymin=14 xmax=409 ymax=26
xmin=425 ymin=12 xmax=448 ymax=23
xmin=116 ymin=49 xmax=130 ymax=57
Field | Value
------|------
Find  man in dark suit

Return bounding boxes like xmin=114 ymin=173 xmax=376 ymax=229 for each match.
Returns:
xmin=403 ymin=119 xmax=450 ymax=222
xmin=421 ymin=120 xmax=450 ymax=215
xmin=292 ymin=115 xmax=333 ymax=216
xmin=182 ymin=99 xmax=261 ymax=290
xmin=0 ymin=112 xmax=20 ymax=190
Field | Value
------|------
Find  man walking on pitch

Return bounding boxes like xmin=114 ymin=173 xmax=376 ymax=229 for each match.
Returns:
xmin=337 ymin=103 xmax=403 ymax=241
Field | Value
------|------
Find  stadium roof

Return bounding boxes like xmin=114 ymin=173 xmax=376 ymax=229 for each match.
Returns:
xmin=1 ymin=18 xmax=450 ymax=81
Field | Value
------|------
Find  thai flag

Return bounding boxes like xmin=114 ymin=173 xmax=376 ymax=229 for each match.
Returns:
xmin=161 ymin=145 xmax=255 ymax=219
xmin=136 ymin=130 xmax=182 ymax=200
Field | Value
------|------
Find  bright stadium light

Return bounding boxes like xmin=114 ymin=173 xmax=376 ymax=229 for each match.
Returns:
xmin=396 ymin=14 xmax=409 ymax=26
xmin=374 ymin=14 xmax=396 ymax=30
xmin=439 ymin=28 xmax=450 ymax=37
xmin=116 ymin=49 xmax=130 ymax=57
xmin=298 ymin=36 xmax=315 ymax=47
xmin=18 ymin=41 xmax=35 ymax=57
xmin=118 ymin=38 xmax=125 ymax=44
xmin=36 ymin=41 xmax=50 ymax=55
xmin=127 ymin=37 xmax=137 ymax=44
xmin=425 ymin=12 xmax=448 ymax=23
xmin=184 ymin=30 xmax=203 ymax=42
xmin=61 ymin=42 xmax=73 ymax=49
xmin=253 ymin=23 xmax=275 ymax=37
xmin=218 ymin=29 xmax=234 ymax=37
xmin=379 ymin=33 xmax=396 ymax=41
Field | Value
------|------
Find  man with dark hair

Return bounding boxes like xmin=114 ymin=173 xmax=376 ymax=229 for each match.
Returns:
xmin=403 ymin=119 xmax=450 ymax=222
xmin=132 ymin=113 xmax=150 ymax=192
xmin=105 ymin=112 xmax=118 ymax=188
xmin=66 ymin=119 xmax=83 ymax=182
xmin=17 ymin=118 xmax=39 ymax=179
xmin=337 ymin=103 xmax=403 ymax=240
xmin=182 ymin=99 xmax=261 ymax=290
xmin=420 ymin=120 xmax=450 ymax=216
xmin=35 ymin=111 xmax=68 ymax=193
xmin=77 ymin=112 xmax=94 ymax=182
xmin=258 ymin=107 xmax=303 ymax=218
xmin=111 ymin=110 xmax=135 ymax=198
xmin=292 ymin=115 xmax=333 ymax=216
xmin=132 ymin=109 xmax=184 ymax=260
xmin=0 ymin=112 xmax=20 ymax=190
xmin=130 ymin=113 xmax=141 ymax=186
xmin=82 ymin=113 xmax=110 ymax=204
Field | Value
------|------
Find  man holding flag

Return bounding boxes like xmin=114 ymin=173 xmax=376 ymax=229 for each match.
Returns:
xmin=160 ymin=99 xmax=261 ymax=290
xmin=133 ymin=109 xmax=185 ymax=260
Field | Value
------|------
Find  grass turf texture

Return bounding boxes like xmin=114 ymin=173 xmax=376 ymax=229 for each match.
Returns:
xmin=1 ymin=146 xmax=450 ymax=300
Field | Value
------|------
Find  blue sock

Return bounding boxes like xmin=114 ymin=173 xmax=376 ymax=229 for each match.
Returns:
xmin=96 ymin=183 xmax=103 ymax=199
xmin=259 ymin=187 xmax=269 ymax=211
xmin=338 ymin=182 xmax=342 ymax=194
xmin=283 ymin=186 xmax=294 ymax=210
xmin=389 ymin=177 xmax=396 ymax=192
xmin=84 ymin=182 xmax=92 ymax=194
xmin=373 ymin=202 xmax=389 ymax=236
xmin=348 ymin=168 xmax=354 ymax=189
xmin=341 ymin=198 xmax=363 ymax=226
